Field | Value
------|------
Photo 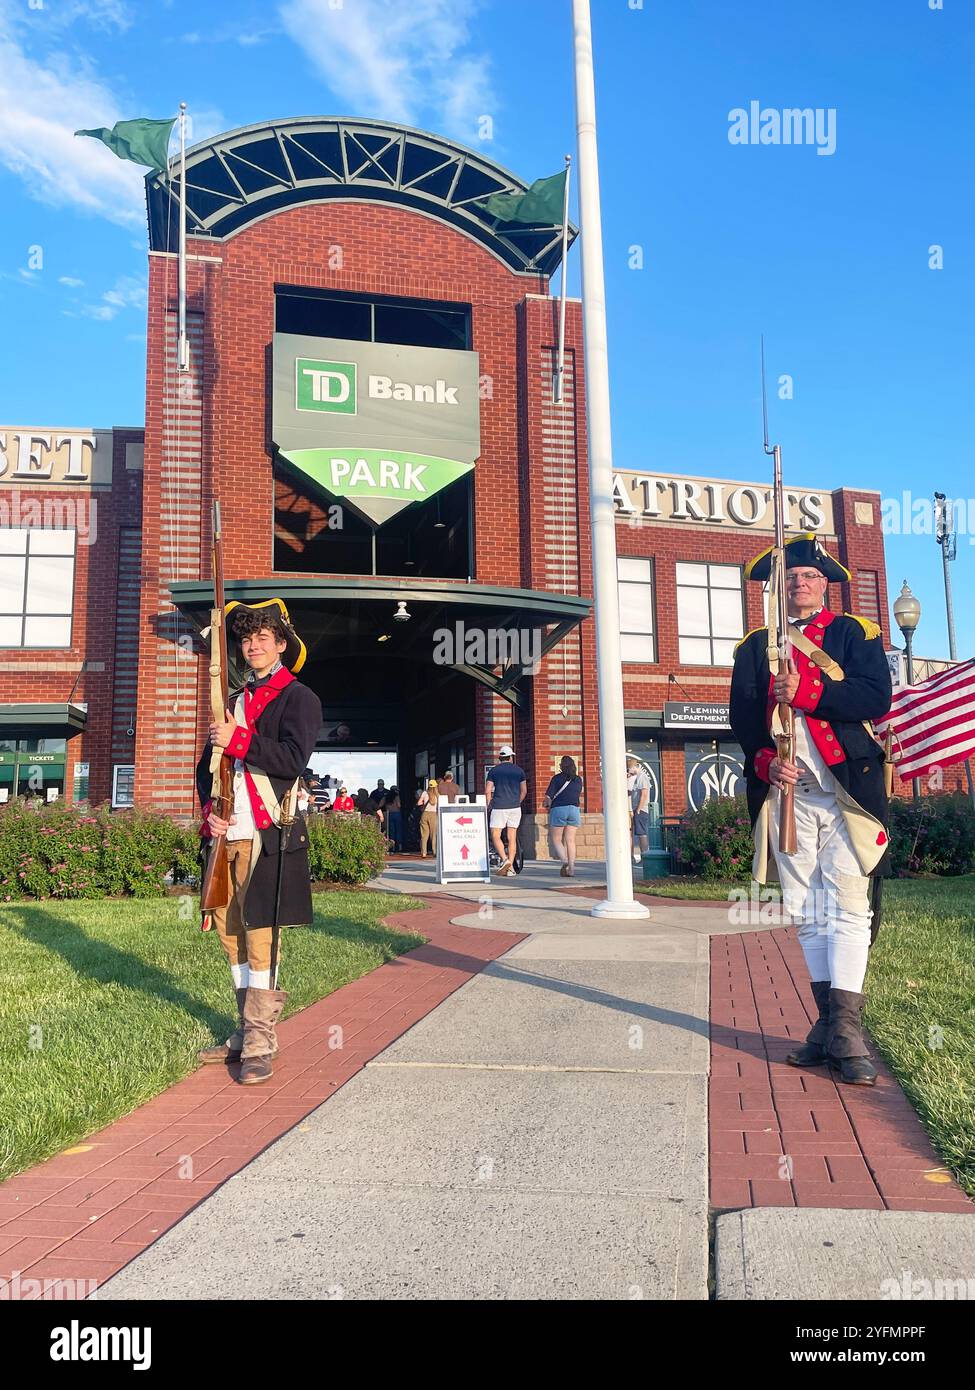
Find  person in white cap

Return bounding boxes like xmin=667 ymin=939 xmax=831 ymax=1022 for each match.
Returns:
xmin=485 ymin=745 xmax=527 ymax=875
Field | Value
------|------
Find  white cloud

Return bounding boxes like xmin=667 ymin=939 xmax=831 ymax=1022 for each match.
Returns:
xmin=278 ymin=0 xmax=495 ymax=142
xmin=0 ymin=7 xmax=148 ymax=226
xmin=79 ymin=273 xmax=147 ymax=320
xmin=58 ymin=275 xmax=84 ymax=286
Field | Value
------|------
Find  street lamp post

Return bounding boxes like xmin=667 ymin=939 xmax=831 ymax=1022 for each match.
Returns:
xmin=893 ymin=580 xmax=922 ymax=805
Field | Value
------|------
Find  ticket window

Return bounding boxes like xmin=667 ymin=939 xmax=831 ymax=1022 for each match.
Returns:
xmin=0 ymin=737 xmax=67 ymax=802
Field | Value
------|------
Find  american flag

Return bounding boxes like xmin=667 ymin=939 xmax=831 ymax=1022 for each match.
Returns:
xmin=874 ymin=657 xmax=975 ymax=780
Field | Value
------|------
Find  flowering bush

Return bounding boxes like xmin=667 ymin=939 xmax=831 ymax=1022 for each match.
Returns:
xmin=306 ymin=811 xmax=386 ymax=885
xmin=0 ymin=800 xmax=199 ymax=901
xmin=889 ymin=793 xmax=975 ymax=876
xmin=674 ymin=796 xmax=754 ymax=882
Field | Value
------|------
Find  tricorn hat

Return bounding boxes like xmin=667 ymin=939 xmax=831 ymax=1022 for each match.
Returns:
xmin=744 ymin=532 xmax=850 ymax=584
xmin=225 ymin=597 xmax=307 ymax=674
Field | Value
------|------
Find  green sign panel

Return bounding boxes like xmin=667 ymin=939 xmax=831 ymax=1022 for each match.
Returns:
xmin=296 ymin=359 xmax=358 ymax=415
xmin=273 ymin=334 xmax=480 ymax=527
xmin=278 ymin=448 xmax=473 ymax=516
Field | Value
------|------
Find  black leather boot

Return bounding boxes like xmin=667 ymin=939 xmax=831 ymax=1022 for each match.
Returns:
xmin=786 ymin=980 xmax=832 ymax=1067
xmin=827 ymin=988 xmax=877 ymax=1086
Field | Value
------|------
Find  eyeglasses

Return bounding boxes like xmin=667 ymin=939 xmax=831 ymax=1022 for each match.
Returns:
xmin=787 ymin=571 xmax=827 ymax=584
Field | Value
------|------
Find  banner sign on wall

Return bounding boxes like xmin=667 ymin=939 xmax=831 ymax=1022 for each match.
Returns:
xmin=272 ymin=334 xmax=481 ymax=527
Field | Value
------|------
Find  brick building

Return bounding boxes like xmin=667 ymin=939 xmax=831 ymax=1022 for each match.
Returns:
xmin=3 ymin=116 xmax=945 ymax=840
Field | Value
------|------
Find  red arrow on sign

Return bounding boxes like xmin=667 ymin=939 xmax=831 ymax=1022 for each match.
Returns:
xmin=457 ymin=816 xmax=472 ymax=825
xmin=460 ymin=844 xmax=470 ymax=860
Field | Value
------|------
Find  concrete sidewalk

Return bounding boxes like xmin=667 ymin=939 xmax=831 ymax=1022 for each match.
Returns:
xmin=102 ymin=862 xmax=722 ymax=1300
xmin=97 ymin=860 xmax=973 ymax=1301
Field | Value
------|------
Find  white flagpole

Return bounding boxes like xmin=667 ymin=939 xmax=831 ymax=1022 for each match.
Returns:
xmin=553 ymin=153 xmax=572 ymax=405
xmin=177 ymin=101 xmax=189 ymax=373
xmin=572 ymin=0 xmax=648 ymax=918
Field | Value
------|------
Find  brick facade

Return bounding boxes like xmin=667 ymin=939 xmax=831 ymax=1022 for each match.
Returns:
xmin=4 ymin=142 xmax=963 ymax=825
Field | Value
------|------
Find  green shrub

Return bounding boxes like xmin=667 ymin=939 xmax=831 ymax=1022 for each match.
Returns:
xmin=675 ymin=796 xmax=753 ymax=882
xmin=889 ymin=793 xmax=975 ymax=876
xmin=306 ymin=811 xmax=386 ymax=885
xmin=0 ymin=800 xmax=199 ymax=901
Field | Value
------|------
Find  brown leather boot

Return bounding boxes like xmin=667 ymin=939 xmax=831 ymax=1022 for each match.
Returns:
xmin=786 ymin=980 xmax=831 ymax=1067
xmin=198 ymin=987 xmax=248 ymax=1064
xmin=238 ymin=987 xmax=288 ymax=1085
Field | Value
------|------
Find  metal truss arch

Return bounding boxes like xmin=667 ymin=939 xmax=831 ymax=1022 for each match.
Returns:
xmin=146 ymin=116 xmax=577 ymax=277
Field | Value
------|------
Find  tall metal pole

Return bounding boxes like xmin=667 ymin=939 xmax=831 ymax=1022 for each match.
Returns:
xmin=177 ymin=102 xmax=189 ymax=373
xmin=572 ymin=0 xmax=648 ymax=919
xmin=553 ymin=154 xmax=572 ymax=405
xmin=935 ymin=493 xmax=975 ymax=807
xmin=905 ymin=627 xmax=920 ymax=806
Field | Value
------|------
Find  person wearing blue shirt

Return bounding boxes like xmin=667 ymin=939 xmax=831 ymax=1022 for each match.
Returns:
xmin=485 ymin=745 xmax=527 ymax=876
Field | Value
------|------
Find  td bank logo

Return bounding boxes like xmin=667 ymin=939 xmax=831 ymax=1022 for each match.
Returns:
xmin=296 ymin=359 xmax=357 ymax=415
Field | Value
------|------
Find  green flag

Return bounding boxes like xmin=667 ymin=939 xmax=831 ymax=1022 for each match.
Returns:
xmin=74 ymin=117 xmax=176 ymax=171
xmin=476 ymin=169 xmax=567 ymax=225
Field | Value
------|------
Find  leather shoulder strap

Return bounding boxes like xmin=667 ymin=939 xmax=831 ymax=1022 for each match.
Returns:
xmin=790 ymin=627 xmax=845 ymax=682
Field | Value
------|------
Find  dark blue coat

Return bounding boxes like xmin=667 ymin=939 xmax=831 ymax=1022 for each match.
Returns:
xmin=729 ymin=610 xmax=894 ymax=876
xmin=196 ymin=677 xmax=322 ymax=928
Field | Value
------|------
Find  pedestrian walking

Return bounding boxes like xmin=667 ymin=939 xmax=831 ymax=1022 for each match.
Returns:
xmin=485 ymin=745 xmax=527 ymax=876
xmin=626 ymin=756 xmax=651 ymax=864
xmin=418 ymin=778 xmax=439 ymax=857
xmin=543 ymin=755 xmax=583 ymax=876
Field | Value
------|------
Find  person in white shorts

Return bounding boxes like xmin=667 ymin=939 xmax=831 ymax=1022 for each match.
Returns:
xmin=485 ymin=745 xmax=527 ymax=876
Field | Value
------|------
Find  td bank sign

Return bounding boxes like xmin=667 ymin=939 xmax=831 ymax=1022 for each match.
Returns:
xmin=273 ymin=334 xmax=480 ymax=526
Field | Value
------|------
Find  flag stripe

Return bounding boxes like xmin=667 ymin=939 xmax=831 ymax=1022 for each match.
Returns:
xmin=891 ymin=696 xmax=975 ymax=750
xmin=874 ymin=656 xmax=975 ymax=777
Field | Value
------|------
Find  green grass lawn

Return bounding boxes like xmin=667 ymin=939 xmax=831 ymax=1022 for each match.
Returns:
xmin=640 ymin=874 xmax=975 ymax=1197
xmin=0 ymin=891 xmax=425 ymax=1184
xmin=865 ymin=878 xmax=975 ymax=1197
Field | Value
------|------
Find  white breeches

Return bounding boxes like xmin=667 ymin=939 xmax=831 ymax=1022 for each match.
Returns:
xmin=768 ymin=777 xmax=872 ymax=992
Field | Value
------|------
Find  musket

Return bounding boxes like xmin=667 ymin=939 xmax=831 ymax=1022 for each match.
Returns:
xmin=199 ymin=500 xmax=233 ymax=928
xmin=762 ymin=339 xmax=797 ymax=854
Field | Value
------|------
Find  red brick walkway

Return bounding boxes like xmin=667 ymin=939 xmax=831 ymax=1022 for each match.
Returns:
xmin=0 ymin=898 xmax=521 ymax=1295
xmin=710 ymin=927 xmax=974 ymax=1214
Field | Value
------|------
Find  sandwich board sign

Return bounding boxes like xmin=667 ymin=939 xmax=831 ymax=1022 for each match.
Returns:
xmin=436 ymin=801 xmax=490 ymax=884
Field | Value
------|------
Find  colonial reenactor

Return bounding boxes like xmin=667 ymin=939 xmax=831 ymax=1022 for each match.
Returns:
xmin=196 ymin=599 xmax=321 ymax=1084
xmin=729 ymin=534 xmax=893 ymax=1085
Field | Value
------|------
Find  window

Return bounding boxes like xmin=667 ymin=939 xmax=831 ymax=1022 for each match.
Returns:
xmin=618 ymin=557 xmax=655 ymax=662
xmin=275 ymin=288 xmax=471 ymax=351
xmin=676 ymin=562 xmax=744 ymax=665
xmin=0 ymin=529 xmax=75 ymax=648
xmin=112 ymin=765 xmax=135 ymax=808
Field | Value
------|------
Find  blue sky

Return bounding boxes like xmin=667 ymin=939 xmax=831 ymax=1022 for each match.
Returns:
xmin=2 ymin=0 xmax=972 ymax=659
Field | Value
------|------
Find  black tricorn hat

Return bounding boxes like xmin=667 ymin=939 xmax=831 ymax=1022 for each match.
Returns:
xmin=225 ymin=598 xmax=307 ymax=674
xmin=744 ymin=532 xmax=851 ymax=584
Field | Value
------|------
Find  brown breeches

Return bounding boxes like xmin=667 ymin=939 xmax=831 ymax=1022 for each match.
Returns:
xmin=211 ymin=837 xmax=279 ymax=974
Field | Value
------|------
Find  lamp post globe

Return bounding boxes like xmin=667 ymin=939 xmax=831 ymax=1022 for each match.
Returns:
xmin=893 ymin=580 xmax=921 ymax=635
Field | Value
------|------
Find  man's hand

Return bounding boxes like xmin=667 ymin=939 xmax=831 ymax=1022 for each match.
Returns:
xmin=769 ymin=757 xmax=799 ymax=789
xmin=773 ymin=657 xmax=800 ymax=706
xmin=207 ymin=810 xmax=237 ymax=836
xmin=209 ymin=708 xmax=238 ymax=750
